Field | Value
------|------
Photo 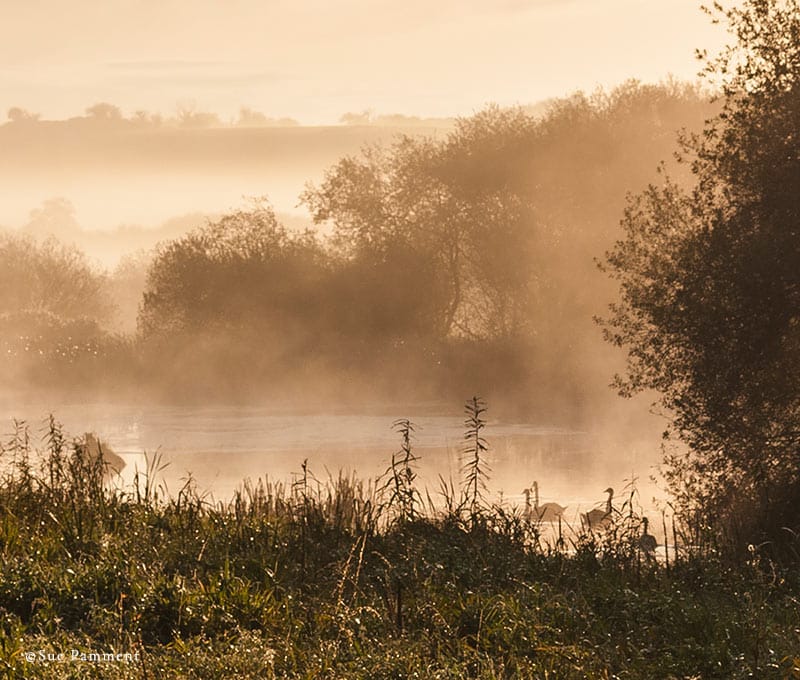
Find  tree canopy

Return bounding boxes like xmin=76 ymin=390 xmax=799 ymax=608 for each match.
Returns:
xmin=601 ymin=0 xmax=800 ymax=553
xmin=0 ymin=231 xmax=112 ymax=323
xmin=139 ymin=202 xmax=327 ymax=337
xmin=133 ymin=82 xmax=714 ymax=406
xmin=301 ymin=108 xmax=539 ymax=342
xmin=0 ymin=230 xmax=118 ymax=386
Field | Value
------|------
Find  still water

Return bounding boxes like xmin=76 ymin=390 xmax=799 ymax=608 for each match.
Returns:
xmin=0 ymin=401 xmax=663 ymax=522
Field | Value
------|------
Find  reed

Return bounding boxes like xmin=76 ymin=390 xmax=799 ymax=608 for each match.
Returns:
xmin=0 ymin=410 xmax=798 ymax=679
xmin=461 ymin=396 xmax=491 ymax=522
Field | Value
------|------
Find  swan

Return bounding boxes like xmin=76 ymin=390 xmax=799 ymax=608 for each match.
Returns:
xmin=638 ymin=516 xmax=657 ymax=556
xmin=581 ymin=487 xmax=614 ymax=530
xmin=532 ymin=481 xmax=567 ymax=522
xmin=522 ymin=482 xmax=567 ymax=522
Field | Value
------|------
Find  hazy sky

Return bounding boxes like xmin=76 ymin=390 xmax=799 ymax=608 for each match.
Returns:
xmin=1 ymin=0 xmax=726 ymax=124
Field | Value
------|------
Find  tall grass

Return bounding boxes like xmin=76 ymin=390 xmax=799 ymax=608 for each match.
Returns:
xmin=461 ymin=396 xmax=491 ymax=520
xmin=0 ymin=409 xmax=798 ymax=679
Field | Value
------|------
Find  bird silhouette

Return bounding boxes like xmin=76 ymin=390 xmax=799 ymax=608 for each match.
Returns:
xmin=81 ymin=432 xmax=126 ymax=479
xmin=522 ymin=487 xmax=534 ymax=520
xmin=638 ymin=516 xmax=657 ymax=557
xmin=581 ymin=487 xmax=614 ymax=530
xmin=530 ymin=481 xmax=567 ymax=522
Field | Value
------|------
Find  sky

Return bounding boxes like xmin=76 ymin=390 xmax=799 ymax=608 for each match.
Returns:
xmin=1 ymin=0 xmax=727 ymax=125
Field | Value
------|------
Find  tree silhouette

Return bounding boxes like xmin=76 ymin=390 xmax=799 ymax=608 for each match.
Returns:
xmin=302 ymin=107 xmax=538 ymax=341
xmin=600 ymin=0 xmax=800 ymax=555
xmin=7 ymin=107 xmax=39 ymax=123
xmin=85 ymin=102 xmax=123 ymax=121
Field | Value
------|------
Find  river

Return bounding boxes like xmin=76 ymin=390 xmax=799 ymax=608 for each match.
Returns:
xmin=0 ymin=400 xmax=665 ymax=526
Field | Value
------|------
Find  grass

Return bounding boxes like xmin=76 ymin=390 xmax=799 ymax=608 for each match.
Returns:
xmin=0 ymin=406 xmax=799 ymax=679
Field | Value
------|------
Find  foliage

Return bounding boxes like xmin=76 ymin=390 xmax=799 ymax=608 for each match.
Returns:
xmin=0 ymin=231 xmax=133 ymax=390
xmin=0 ymin=413 xmax=798 ymax=679
xmin=461 ymin=396 xmax=491 ymax=517
xmin=136 ymin=201 xmax=334 ymax=395
xmin=2 ymin=81 xmax=717 ymax=409
xmin=379 ymin=418 xmax=421 ymax=524
xmin=302 ymin=108 xmax=538 ymax=341
xmin=139 ymin=200 xmax=325 ymax=337
xmin=138 ymin=197 xmax=460 ymax=399
xmin=298 ymin=82 xmax=716 ymax=413
xmin=0 ymin=230 xmax=113 ymax=323
xmin=600 ymin=0 xmax=800 ymax=555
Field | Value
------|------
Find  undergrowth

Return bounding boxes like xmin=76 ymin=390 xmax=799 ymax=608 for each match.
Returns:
xmin=0 ymin=401 xmax=798 ymax=679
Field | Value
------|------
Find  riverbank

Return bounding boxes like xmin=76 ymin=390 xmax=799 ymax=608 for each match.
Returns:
xmin=0 ymin=420 xmax=798 ymax=679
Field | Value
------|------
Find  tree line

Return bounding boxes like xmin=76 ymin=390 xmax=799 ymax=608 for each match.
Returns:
xmin=4 ymin=103 xmax=299 ymax=129
xmin=1 ymin=79 xmax=715 ymax=411
xmin=3 ymin=0 xmax=800 ymax=561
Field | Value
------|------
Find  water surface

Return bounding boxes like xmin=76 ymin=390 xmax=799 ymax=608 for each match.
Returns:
xmin=0 ymin=401 xmax=663 ymax=522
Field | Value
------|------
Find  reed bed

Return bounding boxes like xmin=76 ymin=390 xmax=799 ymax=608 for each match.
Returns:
xmin=0 ymin=406 xmax=798 ymax=679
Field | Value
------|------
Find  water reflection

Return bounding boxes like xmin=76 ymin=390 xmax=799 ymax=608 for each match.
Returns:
xmin=0 ymin=403 xmax=662 ymax=517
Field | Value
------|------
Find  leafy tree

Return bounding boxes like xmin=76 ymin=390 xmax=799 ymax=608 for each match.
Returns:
xmin=0 ymin=231 xmax=113 ymax=322
xmin=236 ymin=107 xmax=298 ymax=127
xmin=139 ymin=201 xmax=326 ymax=338
xmin=601 ymin=0 xmax=800 ymax=554
xmin=138 ymin=200 xmax=448 ymax=396
xmin=0 ymin=231 xmax=118 ymax=385
xmin=85 ymin=102 xmax=123 ymax=122
xmin=134 ymin=84 xmax=714 ymax=405
xmin=302 ymin=107 xmax=539 ymax=341
xmin=175 ymin=105 xmax=221 ymax=129
xmin=23 ymin=197 xmax=82 ymax=240
xmin=339 ymin=110 xmax=373 ymax=126
xmin=7 ymin=106 xmax=40 ymax=123
xmin=303 ymin=88 xmax=714 ymax=411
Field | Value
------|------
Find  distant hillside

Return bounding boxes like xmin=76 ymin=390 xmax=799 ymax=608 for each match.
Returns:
xmin=0 ymin=120 xmax=455 ymax=173
xmin=0 ymin=121 xmax=454 ymax=234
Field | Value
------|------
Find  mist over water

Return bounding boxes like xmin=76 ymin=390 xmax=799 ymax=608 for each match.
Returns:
xmin=6 ymin=5 xmax=800 ymax=675
xmin=0 ymin=83 xmax=712 ymax=531
xmin=0 ymin=397 xmax=666 ymax=527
